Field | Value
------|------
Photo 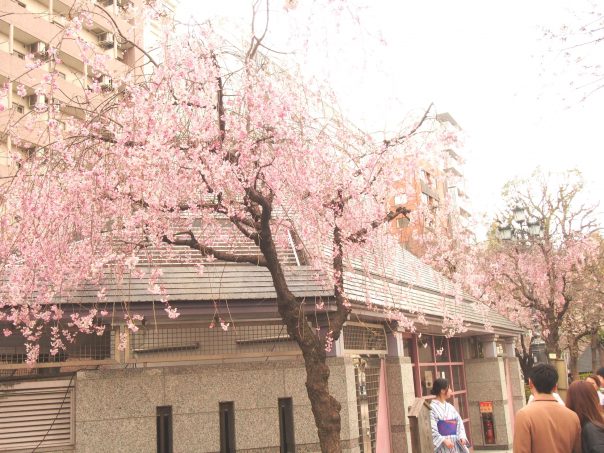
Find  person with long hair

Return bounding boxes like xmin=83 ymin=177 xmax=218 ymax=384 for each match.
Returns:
xmin=430 ymin=377 xmax=469 ymax=452
xmin=585 ymin=374 xmax=604 ymax=407
xmin=566 ymin=381 xmax=604 ymax=453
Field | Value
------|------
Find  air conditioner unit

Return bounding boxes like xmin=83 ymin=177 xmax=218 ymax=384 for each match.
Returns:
xmin=50 ymin=98 xmax=61 ymax=110
xmin=118 ymin=0 xmax=133 ymax=9
xmin=28 ymin=94 xmax=47 ymax=108
xmin=21 ymin=146 xmax=36 ymax=157
xmin=99 ymin=75 xmax=113 ymax=91
xmin=97 ymin=32 xmax=114 ymax=48
xmin=28 ymin=42 xmax=47 ymax=58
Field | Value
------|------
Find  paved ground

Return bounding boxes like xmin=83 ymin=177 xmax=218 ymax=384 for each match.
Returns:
xmin=474 ymin=450 xmax=512 ymax=453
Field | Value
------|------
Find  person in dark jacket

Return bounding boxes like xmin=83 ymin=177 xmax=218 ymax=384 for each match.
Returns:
xmin=566 ymin=380 xmax=604 ymax=453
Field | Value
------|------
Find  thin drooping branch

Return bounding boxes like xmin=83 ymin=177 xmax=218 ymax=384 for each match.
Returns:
xmin=246 ymin=0 xmax=270 ymax=62
xmin=94 ymin=4 xmax=159 ymax=68
xmin=383 ymin=102 xmax=434 ymax=147
xmin=347 ymin=205 xmax=411 ymax=243
xmin=162 ymin=230 xmax=267 ymax=266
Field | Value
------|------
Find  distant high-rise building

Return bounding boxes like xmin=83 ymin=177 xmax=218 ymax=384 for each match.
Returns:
xmin=389 ymin=112 xmax=472 ymax=255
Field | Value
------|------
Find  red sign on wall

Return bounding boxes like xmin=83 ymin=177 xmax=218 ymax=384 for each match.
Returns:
xmin=479 ymin=401 xmax=496 ymax=444
xmin=479 ymin=401 xmax=493 ymax=413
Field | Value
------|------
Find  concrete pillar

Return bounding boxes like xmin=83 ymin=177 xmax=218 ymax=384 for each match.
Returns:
xmin=505 ymin=356 xmax=526 ymax=415
xmin=8 ymin=24 xmax=14 ymax=54
xmin=325 ymin=327 xmax=359 ymax=452
xmin=552 ymin=358 xmax=569 ymax=402
xmin=478 ymin=334 xmax=498 ymax=359
xmin=503 ymin=337 xmax=516 ymax=359
xmin=464 ymin=335 xmax=518 ymax=450
xmin=386 ymin=330 xmax=415 ymax=453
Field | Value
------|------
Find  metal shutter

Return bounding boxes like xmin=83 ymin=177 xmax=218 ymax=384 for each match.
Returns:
xmin=0 ymin=379 xmax=74 ymax=451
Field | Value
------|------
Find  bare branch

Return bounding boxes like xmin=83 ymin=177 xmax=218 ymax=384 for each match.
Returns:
xmin=347 ymin=205 xmax=411 ymax=243
xmin=162 ymin=230 xmax=267 ymax=267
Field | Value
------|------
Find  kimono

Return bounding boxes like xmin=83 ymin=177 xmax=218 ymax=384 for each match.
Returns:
xmin=430 ymin=400 xmax=468 ymax=453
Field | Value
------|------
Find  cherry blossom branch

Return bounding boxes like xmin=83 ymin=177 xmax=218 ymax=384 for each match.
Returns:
xmin=347 ymin=205 xmax=411 ymax=244
xmin=162 ymin=230 xmax=267 ymax=267
xmin=382 ymin=102 xmax=434 ymax=147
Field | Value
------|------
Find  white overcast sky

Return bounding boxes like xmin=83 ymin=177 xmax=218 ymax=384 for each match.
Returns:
xmin=176 ymin=0 xmax=604 ymax=233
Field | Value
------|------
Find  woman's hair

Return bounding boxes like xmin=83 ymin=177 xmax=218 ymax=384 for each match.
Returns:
xmin=566 ymin=381 xmax=604 ymax=428
xmin=431 ymin=377 xmax=449 ymax=396
xmin=586 ymin=375 xmax=602 ymax=388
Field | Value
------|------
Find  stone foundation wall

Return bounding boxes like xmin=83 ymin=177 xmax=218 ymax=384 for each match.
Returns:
xmin=75 ymin=357 xmax=360 ymax=453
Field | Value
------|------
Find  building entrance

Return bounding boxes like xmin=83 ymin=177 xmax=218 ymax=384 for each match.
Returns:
xmin=404 ymin=334 xmax=471 ymax=440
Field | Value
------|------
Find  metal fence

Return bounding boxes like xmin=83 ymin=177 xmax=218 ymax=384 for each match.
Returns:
xmin=343 ymin=324 xmax=387 ymax=354
xmin=128 ymin=321 xmax=298 ymax=362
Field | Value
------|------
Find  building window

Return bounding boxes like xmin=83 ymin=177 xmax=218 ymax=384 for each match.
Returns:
xmin=397 ymin=217 xmax=409 ymax=229
xmin=16 ymin=1 xmax=26 ymax=8
xmin=421 ymin=169 xmax=435 ymax=188
xmin=13 ymin=103 xmax=24 ymax=114
xmin=278 ymin=398 xmax=295 ymax=453
xmin=219 ymin=402 xmax=236 ymax=453
xmin=394 ymin=193 xmax=407 ymax=205
xmin=156 ymin=406 xmax=173 ymax=453
xmin=14 ymin=51 xmax=25 ymax=60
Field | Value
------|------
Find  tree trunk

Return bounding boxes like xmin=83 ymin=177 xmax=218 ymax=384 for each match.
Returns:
xmin=254 ymin=198 xmax=343 ymax=452
xmin=274 ymin=291 xmax=343 ymax=453
xmin=274 ymin=288 xmax=343 ymax=452
xmin=591 ymin=331 xmax=599 ymax=373
xmin=516 ymin=349 xmax=534 ymax=384
xmin=517 ymin=335 xmax=534 ymax=383
xmin=302 ymin=345 xmax=343 ymax=452
xmin=568 ymin=341 xmax=579 ymax=381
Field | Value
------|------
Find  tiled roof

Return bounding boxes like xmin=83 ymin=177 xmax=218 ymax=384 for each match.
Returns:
xmin=70 ymin=220 xmax=522 ymax=334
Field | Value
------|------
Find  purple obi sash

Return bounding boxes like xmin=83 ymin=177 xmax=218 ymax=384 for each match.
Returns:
xmin=437 ymin=419 xmax=458 ymax=436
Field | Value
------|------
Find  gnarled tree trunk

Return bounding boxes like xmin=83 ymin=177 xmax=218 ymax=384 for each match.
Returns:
xmin=256 ymin=196 xmax=343 ymax=453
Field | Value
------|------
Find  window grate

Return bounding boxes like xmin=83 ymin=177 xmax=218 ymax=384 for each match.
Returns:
xmin=343 ymin=325 xmax=387 ymax=352
xmin=129 ymin=322 xmax=297 ymax=359
xmin=0 ymin=328 xmax=115 ymax=366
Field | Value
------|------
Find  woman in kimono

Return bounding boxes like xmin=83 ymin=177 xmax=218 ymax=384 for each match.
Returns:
xmin=430 ymin=378 xmax=469 ymax=452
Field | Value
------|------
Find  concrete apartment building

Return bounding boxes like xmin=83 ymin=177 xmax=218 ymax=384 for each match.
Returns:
xmin=389 ymin=112 xmax=472 ymax=256
xmin=0 ymin=0 xmax=147 ymax=178
xmin=0 ymin=3 xmax=524 ymax=453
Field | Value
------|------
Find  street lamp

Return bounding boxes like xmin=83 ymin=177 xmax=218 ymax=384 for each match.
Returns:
xmin=527 ymin=220 xmax=542 ymax=237
xmin=496 ymin=206 xmax=543 ymax=241
xmin=497 ymin=224 xmax=512 ymax=240
xmin=513 ymin=206 xmax=526 ymax=224
xmin=497 ymin=207 xmax=548 ymax=366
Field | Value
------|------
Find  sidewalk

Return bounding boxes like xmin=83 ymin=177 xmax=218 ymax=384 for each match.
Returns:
xmin=474 ymin=449 xmax=513 ymax=453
